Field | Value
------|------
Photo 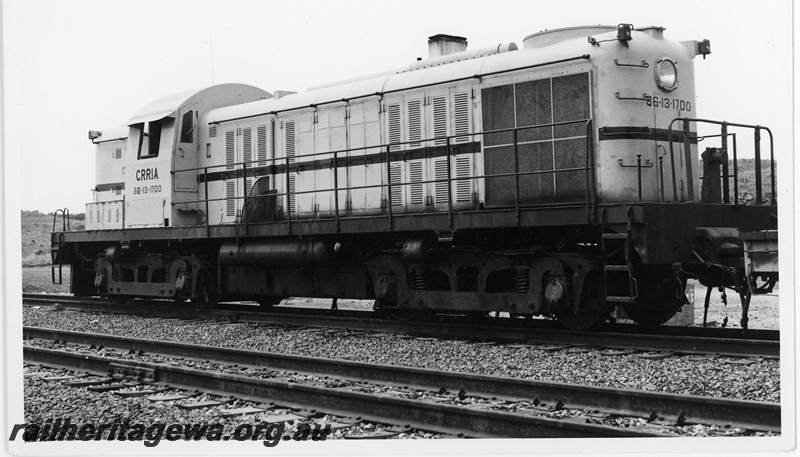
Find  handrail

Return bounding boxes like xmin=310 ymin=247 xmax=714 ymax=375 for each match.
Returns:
xmin=172 ymin=119 xmax=597 ymax=234
xmin=585 ymin=120 xmax=596 ymax=224
xmin=667 ymin=117 xmax=775 ymax=205
xmin=51 ymin=208 xmax=70 ymax=233
xmin=697 ymin=132 xmax=740 ymax=206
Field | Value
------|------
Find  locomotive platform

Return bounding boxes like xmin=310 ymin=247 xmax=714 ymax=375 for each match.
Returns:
xmin=53 ymin=202 xmax=778 ymax=246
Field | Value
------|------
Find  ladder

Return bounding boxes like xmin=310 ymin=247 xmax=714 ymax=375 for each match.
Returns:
xmin=601 ymin=206 xmax=638 ymax=305
xmin=50 ymin=209 xmax=70 ymax=285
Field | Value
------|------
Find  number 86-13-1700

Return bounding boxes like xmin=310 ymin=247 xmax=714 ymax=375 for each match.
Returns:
xmin=133 ymin=185 xmax=162 ymax=195
xmin=646 ymin=95 xmax=691 ymax=111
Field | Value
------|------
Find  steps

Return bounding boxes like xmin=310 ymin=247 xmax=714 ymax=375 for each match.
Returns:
xmin=601 ymin=208 xmax=637 ymax=305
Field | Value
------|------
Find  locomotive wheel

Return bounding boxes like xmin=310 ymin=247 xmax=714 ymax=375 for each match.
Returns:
xmin=554 ymin=297 xmax=610 ymax=331
xmin=190 ymin=269 xmax=218 ymax=309
xmin=623 ymin=278 xmax=681 ymax=328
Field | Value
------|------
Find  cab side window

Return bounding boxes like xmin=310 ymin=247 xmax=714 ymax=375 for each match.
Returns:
xmin=180 ymin=110 xmax=194 ymax=143
xmin=135 ymin=120 xmax=163 ymax=159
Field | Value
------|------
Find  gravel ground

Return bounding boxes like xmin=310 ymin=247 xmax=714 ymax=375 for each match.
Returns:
xmin=23 ymin=308 xmax=780 ymax=403
xmin=22 ymin=365 xmax=441 ymax=443
xmin=21 ymin=345 xmax=778 ymax=439
xmin=687 ymin=280 xmax=780 ymax=330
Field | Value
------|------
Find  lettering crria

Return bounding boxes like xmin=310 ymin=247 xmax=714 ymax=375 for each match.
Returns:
xmin=136 ymin=168 xmax=159 ymax=181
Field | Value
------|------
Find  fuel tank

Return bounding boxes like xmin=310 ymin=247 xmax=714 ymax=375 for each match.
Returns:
xmin=219 ymin=239 xmax=338 ymax=267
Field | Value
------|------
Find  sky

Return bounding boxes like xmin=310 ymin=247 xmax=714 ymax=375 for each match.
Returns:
xmin=3 ymin=0 xmax=793 ymax=213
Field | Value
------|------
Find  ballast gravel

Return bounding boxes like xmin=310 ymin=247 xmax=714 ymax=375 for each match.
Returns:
xmin=21 ymin=365 xmax=440 ymax=442
xmin=23 ymin=307 xmax=780 ymax=403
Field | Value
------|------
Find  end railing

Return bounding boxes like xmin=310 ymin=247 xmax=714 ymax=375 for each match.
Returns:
xmin=668 ymin=118 xmax=776 ymax=205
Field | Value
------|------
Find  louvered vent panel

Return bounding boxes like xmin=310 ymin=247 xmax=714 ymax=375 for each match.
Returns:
xmin=389 ymin=163 xmax=403 ymax=206
xmin=433 ymin=158 xmax=448 ymax=204
xmin=226 ymin=181 xmax=236 ymax=217
xmin=433 ymin=96 xmax=448 ymax=145
xmin=455 ymin=155 xmax=472 ymax=202
xmin=285 ymin=121 xmax=296 ymax=161
xmin=243 ymin=128 xmax=252 ymax=163
xmin=114 ymin=148 xmax=122 ymax=159
xmin=407 ymin=100 xmax=422 ymax=148
xmin=209 ymin=126 xmax=217 ymax=138
xmin=287 ymin=174 xmax=296 ymax=213
xmin=257 ymin=125 xmax=267 ymax=166
xmin=453 ymin=92 xmax=470 ymax=143
xmin=388 ymin=104 xmax=401 ymax=152
xmin=243 ymin=128 xmax=253 ymax=192
xmin=285 ymin=121 xmax=296 ymax=213
xmin=409 ymin=161 xmax=424 ymax=205
xmin=225 ymin=131 xmax=235 ymax=170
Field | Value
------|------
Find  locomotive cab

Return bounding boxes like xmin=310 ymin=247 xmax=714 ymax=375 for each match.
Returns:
xmin=75 ymin=84 xmax=271 ymax=302
xmin=105 ymin=84 xmax=271 ymax=229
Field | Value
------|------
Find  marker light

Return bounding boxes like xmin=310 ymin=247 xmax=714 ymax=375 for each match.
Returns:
xmin=617 ymin=23 xmax=633 ymax=42
xmin=655 ymin=58 xmax=678 ymax=92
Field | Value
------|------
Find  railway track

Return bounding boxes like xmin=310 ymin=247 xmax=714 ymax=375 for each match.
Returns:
xmin=23 ymin=327 xmax=780 ymax=437
xmin=23 ymin=294 xmax=780 ymax=359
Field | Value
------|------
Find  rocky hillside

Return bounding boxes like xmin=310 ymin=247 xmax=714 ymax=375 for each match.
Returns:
xmin=21 ymin=211 xmax=84 ymax=267
xmin=725 ymin=158 xmax=776 ymax=204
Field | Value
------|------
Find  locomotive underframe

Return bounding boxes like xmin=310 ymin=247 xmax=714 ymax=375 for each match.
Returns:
xmin=53 ymin=201 xmax=776 ymax=328
xmin=365 ymin=249 xmax=596 ymax=314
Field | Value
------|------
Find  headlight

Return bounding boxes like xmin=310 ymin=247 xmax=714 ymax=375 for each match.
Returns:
xmin=655 ymin=58 xmax=677 ymax=92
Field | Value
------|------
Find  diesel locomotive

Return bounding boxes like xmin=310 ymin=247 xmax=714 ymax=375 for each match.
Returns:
xmin=52 ymin=24 xmax=778 ymax=330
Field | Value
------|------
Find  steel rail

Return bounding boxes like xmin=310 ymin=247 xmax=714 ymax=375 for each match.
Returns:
xmin=23 ymin=294 xmax=780 ymax=359
xmin=24 ymin=326 xmax=780 ymax=433
xmin=23 ymin=344 xmax=665 ymax=439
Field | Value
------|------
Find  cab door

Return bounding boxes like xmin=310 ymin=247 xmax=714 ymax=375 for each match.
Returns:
xmin=175 ymin=105 xmax=198 ymax=191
